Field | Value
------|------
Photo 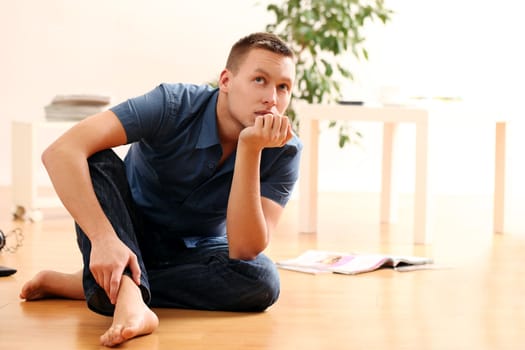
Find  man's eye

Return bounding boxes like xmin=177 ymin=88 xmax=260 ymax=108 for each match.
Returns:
xmin=279 ymin=84 xmax=290 ymax=91
xmin=255 ymin=77 xmax=265 ymax=84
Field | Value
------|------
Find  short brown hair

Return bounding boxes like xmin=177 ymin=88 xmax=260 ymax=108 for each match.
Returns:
xmin=225 ymin=32 xmax=294 ymax=73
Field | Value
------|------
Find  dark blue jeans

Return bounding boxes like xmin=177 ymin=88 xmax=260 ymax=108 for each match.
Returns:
xmin=76 ymin=150 xmax=280 ymax=316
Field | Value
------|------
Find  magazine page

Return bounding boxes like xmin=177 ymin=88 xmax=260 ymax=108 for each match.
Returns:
xmin=330 ymin=254 xmax=391 ymax=275
xmin=276 ymin=250 xmax=434 ymax=275
xmin=390 ymin=255 xmax=434 ymax=267
xmin=332 ymin=254 xmax=434 ymax=274
xmin=276 ymin=250 xmax=390 ymax=275
xmin=276 ymin=250 xmax=355 ymax=274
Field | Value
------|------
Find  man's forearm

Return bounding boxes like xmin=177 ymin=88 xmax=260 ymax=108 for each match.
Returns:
xmin=226 ymin=144 xmax=268 ymax=260
xmin=42 ymin=144 xmax=116 ymax=243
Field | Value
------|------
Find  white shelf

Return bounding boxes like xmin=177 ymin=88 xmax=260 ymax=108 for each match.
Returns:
xmin=11 ymin=120 xmax=76 ymax=220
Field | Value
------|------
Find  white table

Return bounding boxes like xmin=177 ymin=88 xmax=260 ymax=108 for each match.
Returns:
xmin=297 ymin=103 xmax=430 ymax=244
xmin=11 ymin=114 xmax=510 ymax=231
xmin=296 ymin=103 xmax=509 ymax=244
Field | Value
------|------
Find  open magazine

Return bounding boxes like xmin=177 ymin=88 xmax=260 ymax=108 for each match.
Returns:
xmin=276 ymin=250 xmax=434 ymax=275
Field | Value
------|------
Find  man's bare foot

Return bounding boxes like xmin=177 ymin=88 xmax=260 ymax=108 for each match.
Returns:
xmin=20 ymin=270 xmax=84 ymax=301
xmin=99 ymin=275 xmax=159 ymax=347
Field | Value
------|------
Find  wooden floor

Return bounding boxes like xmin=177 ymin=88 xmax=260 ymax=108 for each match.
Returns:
xmin=1 ymin=187 xmax=524 ymax=350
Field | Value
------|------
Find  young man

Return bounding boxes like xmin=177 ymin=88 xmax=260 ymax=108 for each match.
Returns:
xmin=20 ymin=32 xmax=301 ymax=347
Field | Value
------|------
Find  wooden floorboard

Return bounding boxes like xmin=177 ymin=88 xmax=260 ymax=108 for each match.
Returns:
xmin=1 ymin=187 xmax=524 ymax=349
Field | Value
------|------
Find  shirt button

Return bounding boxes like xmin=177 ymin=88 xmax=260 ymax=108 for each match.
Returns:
xmin=208 ymin=162 xmax=215 ymax=169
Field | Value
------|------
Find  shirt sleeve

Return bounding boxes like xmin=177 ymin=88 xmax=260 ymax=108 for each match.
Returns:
xmin=110 ymin=84 xmax=171 ymax=143
xmin=260 ymin=136 xmax=303 ymax=207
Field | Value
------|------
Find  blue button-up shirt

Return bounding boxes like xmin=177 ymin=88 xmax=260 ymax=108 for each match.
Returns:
xmin=111 ymin=83 xmax=302 ymax=242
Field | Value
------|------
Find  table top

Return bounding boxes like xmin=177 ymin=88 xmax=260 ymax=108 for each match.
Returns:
xmin=295 ymin=103 xmax=428 ymax=123
xmin=295 ymin=101 xmax=515 ymax=124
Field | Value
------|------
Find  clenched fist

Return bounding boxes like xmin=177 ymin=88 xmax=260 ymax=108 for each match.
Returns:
xmin=239 ymin=113 xmax=293 ymax=150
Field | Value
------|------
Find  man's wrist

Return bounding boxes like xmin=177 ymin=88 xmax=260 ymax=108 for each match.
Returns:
xmin=237 ymin=138 xmax=264 ymax=154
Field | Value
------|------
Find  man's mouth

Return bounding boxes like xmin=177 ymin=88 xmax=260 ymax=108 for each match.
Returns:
xmin=255 ymin=110 xmax=275 ymax=116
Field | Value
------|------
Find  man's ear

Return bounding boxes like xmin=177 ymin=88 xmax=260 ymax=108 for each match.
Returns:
xmin=218 ymin=69 xmax=231 ymax=92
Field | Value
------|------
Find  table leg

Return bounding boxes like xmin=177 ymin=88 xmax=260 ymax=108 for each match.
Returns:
xmin=380 ymin=122 xmax=398 ymax=223
xmin=11 ymin=122 xmax=37 ymax=215
xmin=299 ymin=118 xmax=319 ymax=233
xmin=493 ymin=122 xmax=506 ymax=234
xmin=414 ymin=120 xmax=429 ymax=244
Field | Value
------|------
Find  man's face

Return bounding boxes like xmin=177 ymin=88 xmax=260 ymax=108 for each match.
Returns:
xmin=222 ymin=48 xmax=295 ymax=127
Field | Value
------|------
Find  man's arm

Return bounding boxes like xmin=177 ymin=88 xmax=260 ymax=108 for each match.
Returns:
xmin=226 ymin=114 xmax=292 ymax=260
xmin=42 ymin=110 xmax=141 ymax=303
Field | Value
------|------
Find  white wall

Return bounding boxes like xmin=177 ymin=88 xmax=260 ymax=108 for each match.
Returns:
xmin=1 ymin=0 xmax=524 ymax=196
xmin=0 ymin=0 xmax=273 ymax=185
xmin=320 ymin=0 xmax=525 ymax=196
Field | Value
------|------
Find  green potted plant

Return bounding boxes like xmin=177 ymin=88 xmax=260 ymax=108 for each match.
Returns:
xmin=264 ymin=0 xmax=393 ymax=147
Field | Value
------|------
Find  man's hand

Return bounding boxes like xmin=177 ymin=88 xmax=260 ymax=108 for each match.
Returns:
xmin=239 ymin=114 xmax=293 ymax=150
xmin=89 ymin=235 xmax=141 ymax=304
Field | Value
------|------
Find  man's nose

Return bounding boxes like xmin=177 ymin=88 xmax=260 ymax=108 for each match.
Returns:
xmin=263 ymin=87 xmax=277 ymax=106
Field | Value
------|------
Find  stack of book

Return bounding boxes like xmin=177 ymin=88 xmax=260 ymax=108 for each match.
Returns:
xmin=45 ymin=94 xmax=111 ymax=121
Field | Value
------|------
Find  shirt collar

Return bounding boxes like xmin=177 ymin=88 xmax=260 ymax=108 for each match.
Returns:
xmin=196 ymin=89 xmax=220 ymax=149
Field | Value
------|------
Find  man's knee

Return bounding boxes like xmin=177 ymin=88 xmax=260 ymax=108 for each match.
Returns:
xmin=227 ymin=255 xmax=281 ymax=311
xmin=87 ymin=149 xmax=120 ymax=164
xmin=249 ymin=269 xmax=280 ymax=311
